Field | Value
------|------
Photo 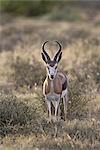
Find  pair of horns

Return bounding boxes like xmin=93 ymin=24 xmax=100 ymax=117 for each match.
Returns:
xmin=42 ymin=41 xmax=62 ymax=62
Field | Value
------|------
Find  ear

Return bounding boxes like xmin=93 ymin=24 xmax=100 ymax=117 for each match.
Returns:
xmin=56 ymin=52 xmax=62 ymax=63
xmin=41 ymin=52 xmax=47 ymax=63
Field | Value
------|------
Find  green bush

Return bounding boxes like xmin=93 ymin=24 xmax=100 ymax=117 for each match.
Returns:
xmin=0 ymin=0 xmax=56 ymax=16
xmin=0 ymin=92 xmax=41 ymax=136
xmin=0 ymin=93 xmax=37 ymax=126
xmin=68 ymin=79 xmax=94 ymax=119
xmin=67 ymin=54 xmax=99 ymax=119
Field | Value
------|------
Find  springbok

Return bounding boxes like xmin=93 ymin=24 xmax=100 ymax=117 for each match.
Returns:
xmin=41 ymin=41 xmax=68 ymax=122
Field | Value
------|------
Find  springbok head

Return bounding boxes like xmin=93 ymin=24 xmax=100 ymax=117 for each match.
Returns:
xmin=41 ymin=41 xmax=62 ymax=80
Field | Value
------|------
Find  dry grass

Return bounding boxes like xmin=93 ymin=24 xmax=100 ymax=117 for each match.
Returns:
xmin=0 ymin=8 xmax=100 ymax=150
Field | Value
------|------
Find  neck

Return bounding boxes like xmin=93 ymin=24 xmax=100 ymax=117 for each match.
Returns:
xmin=47 ymin=76 xmax=54 ymax=93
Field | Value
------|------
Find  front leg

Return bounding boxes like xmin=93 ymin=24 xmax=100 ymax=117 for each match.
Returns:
xmin=46 ymin=99 xmax=52 ymax=123
xmin=52 ymin=99 xmax=60 ymax=122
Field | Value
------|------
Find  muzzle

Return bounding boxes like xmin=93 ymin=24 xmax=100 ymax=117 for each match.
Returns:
xmin=50 ymin=75 xmax=54 ymax=80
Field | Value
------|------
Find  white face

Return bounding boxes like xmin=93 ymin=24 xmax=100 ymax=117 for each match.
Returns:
xmin=46 ymin=63 xmax=58 ymax=80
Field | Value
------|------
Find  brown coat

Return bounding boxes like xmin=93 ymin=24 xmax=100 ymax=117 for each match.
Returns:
xmin=43 ymin=71 xmax=67 ymax=95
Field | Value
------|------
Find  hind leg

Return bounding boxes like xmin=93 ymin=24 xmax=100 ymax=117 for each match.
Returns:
xmin=58 ymin=103 xmax=61 ymax=120
xmin=63 ymin=94 xmax=68 ymax=121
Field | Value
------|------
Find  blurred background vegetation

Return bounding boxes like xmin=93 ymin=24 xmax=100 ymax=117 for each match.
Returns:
xmin=0 ymin=0 xmax=53 ymax=16
xmin=0 ymin=0 xmax=100 ymax=18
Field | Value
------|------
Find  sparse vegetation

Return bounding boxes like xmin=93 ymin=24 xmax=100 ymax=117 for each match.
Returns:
xmin=11 ymin=56 xmax=45 ymax=88
xmin=0 ymin=1 xmax=100 ymax=150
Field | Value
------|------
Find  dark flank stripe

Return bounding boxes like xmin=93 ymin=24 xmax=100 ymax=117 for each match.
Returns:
xmin=62 ymin=79 xmax=67 ymax=91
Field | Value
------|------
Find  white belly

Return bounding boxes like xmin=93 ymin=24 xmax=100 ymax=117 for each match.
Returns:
xmin=46 ymin=88 xmax=68 ymax=101
xmin=46 ymin=92 xmax=60 ymax=101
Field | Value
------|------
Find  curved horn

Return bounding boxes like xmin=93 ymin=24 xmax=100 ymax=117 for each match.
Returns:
xmin=54 ymin=41 xmax=62 ymax=61
xmin=55 ymin=41 xmax=62 ymax=51
xmin=42 ymin=41 xmax=50 ymax=61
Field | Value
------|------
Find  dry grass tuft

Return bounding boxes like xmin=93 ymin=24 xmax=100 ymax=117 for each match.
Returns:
xmin=10 ymin=56 xmax=45 ymax=89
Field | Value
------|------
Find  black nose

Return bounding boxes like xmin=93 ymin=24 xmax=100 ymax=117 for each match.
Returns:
xmin=51 ymin=75 xmax=54 ymax=79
